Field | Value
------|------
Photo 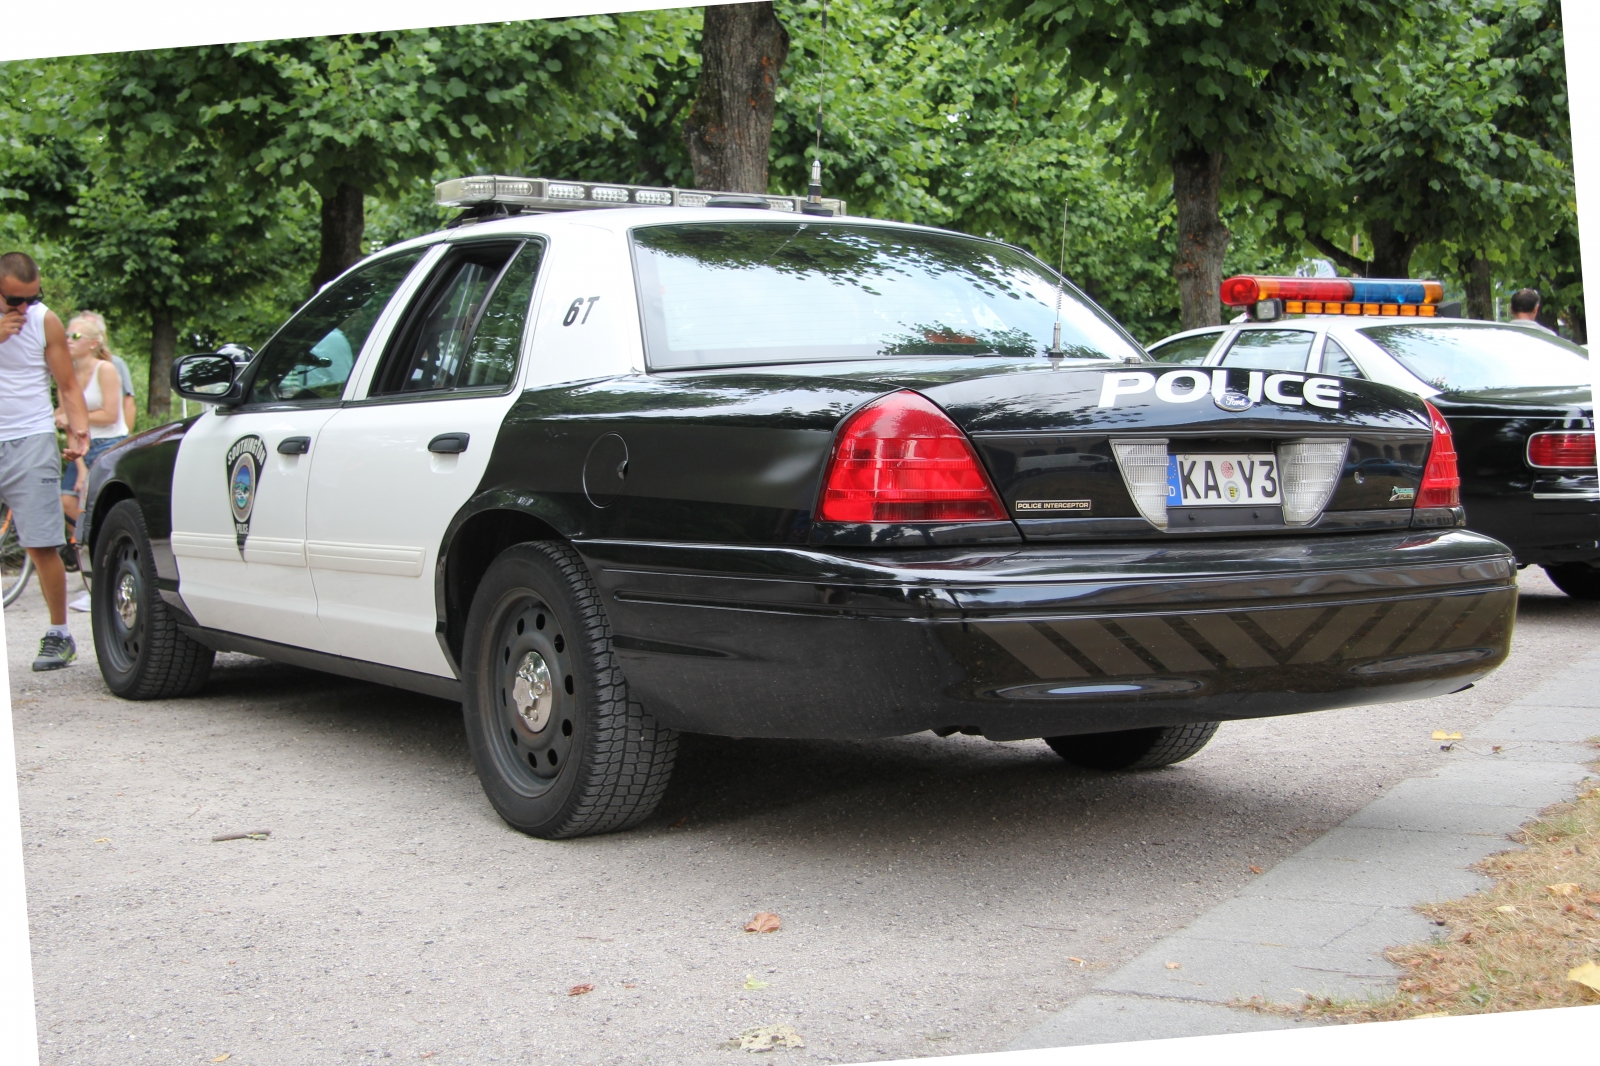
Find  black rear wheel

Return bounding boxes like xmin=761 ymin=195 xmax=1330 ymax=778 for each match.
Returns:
xmin=1544 ymin=563 xmax=1600 ymax=600
xmin=91 ymin=500 xmax=215 ymax=699
xmin=1045 ymin=722 xmax=1219 ymax=771
xmin=461 ymin=541 xmax=677 ymax=839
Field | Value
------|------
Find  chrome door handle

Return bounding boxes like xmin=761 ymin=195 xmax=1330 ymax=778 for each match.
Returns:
xmin=428 ymin=432 xmax=470 ymax=454
xmin=277 ymin=436 xmax=311 ymax=455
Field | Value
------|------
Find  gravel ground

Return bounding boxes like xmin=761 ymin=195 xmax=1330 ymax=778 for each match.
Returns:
xmin=13 ymin=566 xmax=1598 ymax=1066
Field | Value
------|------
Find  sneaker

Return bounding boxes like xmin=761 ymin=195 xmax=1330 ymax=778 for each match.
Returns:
xmin=32 ymin=632 xmax=76 ymax=671
xmin=68 ymin=591 xmax=91 ymax=613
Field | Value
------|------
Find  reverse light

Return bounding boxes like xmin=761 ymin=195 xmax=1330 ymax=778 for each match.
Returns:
xmin=1418 ymin=401 xmax=1461 ymax=508
xmin=1527 ymin=431 xmax=1597 ymax=469
xmin=1277 ymin=439 xmax=1350 ymax=525
xmin=1110 ymin=439 xmax=1171 ymax=530
xmin=818 ymin=391 xmax=1006 ymax=524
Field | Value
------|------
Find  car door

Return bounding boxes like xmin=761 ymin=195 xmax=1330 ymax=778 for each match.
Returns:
xmin=169 ymin=248 xmax=431 ymax=646
xmin=305 ymin=237 xmax=545 ymax=675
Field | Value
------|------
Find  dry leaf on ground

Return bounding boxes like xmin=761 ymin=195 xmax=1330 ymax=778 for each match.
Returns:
xmin=1165 ymin=961 xmax=1182 ymax=969
xmin=1432 ymin=731 xmax=1463 ymax=741
xmin=1496 ymin=904 xmax=1519 ymax=914
xmin=210 ymin=1056 xmax=230 ymax=1063
xmin=739 ymin=1024 xmax=804 ymax=1051
xmin=568 ymin=983 xmax=594 ymax=996
xmin=1249 ymin=864 xmax=1264 ymax=875
xmin=744 ymin=912 xmax=781 ymax=933
xmin=1548 ymin=883 xmax=1581 ymax=896
xmin=744 ymin=975 xmax=770 ymax=990
xmin=1568 ymin=962 xmax=1600 ymax=993
xmin=1068 ymin=956 xmax=1086 ymax=967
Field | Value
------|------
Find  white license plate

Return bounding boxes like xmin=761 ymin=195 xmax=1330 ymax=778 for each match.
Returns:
xmin=1166 ymin=453 xmax=1280 ymax=507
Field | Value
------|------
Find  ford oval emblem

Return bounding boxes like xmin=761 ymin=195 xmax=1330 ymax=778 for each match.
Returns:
xmin=1214 ymin=389 xmax=1253 ymax=412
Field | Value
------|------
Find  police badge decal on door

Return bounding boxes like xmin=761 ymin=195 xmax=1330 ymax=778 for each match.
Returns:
xmin=226 ymin=435 xmax=267 ymax=552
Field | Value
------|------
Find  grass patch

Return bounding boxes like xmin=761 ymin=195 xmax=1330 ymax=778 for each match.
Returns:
xmin=1237 ymin=759 xmax=1600 ymax=1022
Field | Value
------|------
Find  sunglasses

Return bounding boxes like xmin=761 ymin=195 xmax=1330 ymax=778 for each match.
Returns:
xmin=2 ymin=293 xmax=42 ymax=308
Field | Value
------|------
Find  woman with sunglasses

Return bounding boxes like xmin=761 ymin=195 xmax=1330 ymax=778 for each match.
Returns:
xmin=55 ymin=314 xmax=126 ymax=554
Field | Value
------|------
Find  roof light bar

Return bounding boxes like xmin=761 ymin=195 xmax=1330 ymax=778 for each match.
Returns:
xmin=1220 ymin=275 xmax=1443 ymax=314
xmin=435 ymin=175 xmax=846 ymax=217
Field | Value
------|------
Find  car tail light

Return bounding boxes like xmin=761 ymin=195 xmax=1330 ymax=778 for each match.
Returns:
xmin=1526 ymin=431 xmax=1596 ymax=469
xmin=1418 ymin=400 xmax=1461 ymax=508
xmin=818 ymin=390 xmax=1006 ymax=523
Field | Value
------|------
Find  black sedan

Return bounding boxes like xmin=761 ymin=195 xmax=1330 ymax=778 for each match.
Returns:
xmin=78 ymin=178 xmax=1516 ymax=837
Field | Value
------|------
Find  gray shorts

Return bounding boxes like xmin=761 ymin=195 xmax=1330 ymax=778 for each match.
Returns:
xmin=0 ymin=432 xmax=66 ymax=548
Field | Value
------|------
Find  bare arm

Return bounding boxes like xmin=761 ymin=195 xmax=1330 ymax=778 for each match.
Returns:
xmin=86 ymin=361 xmax=121 ymax=426
xmin=43 ymin=312 xmax=88 ymax=460
xmin=123 ymin=392 xmax=137 ymax=433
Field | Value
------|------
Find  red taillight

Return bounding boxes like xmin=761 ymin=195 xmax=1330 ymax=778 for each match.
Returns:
xmin=1418 ymin=400 xmax=1461 ymax=508
xmin=818 ymin=390 xmax=1006 ymax=524
xmin=1527 ymin=431 xmax=1597 ymax=469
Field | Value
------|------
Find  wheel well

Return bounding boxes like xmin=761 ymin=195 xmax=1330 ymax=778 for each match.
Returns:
xmin=443 ymin=509 xmax=566 ymax=667
xmin=87 ymin=481 xmax=137 ymax=561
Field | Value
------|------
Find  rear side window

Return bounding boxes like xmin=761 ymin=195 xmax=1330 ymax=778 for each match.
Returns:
xmin=372 ymin=240 xmax=542 ymax=395
xmin=1321 ymin=337 xmax=1365 ymax=379
xmin=630 ymin=222 xmax=1143 ymax=369
xmin=247 ymin=249 xmax=428 ymax=405
xmin=1148 ymin=332 xmax=1221 ymax=364
xmin=1220 ymin=330 xmax=1314 ymax=372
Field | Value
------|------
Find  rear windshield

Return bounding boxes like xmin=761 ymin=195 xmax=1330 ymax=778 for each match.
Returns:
xmin=630 ymin=222 xmax=1144 ymax=369
xmin=1359 ymin=323 xmax=1590 ymax=392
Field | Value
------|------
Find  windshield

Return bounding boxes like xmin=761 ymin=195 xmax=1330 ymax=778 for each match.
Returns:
xmin=1360 ymin=323 xmax=1590 ymax=392
xmin=630 ymin=222 xmax=1144 ymax=369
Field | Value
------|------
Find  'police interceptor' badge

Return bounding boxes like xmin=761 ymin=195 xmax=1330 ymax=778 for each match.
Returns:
xmin=225 ymin=435 xmax=267 ymax=552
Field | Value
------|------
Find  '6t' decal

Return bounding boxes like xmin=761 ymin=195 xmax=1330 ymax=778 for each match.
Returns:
xmin=1099 ymin=368 xmax=1342 ymax=411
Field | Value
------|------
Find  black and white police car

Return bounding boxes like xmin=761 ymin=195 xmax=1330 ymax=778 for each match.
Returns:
xmin=81 ymin=179 xmax=1517 ymax=838
xmin=1151 ymin=275 xmax=1597 ymax=596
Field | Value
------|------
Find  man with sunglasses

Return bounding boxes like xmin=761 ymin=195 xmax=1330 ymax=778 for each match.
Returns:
xmin=0 ymin=252 xmax=89 ymax=670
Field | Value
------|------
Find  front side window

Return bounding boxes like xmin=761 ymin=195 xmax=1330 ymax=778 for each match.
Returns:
xmin=1220 ymin=329 xmax=1315 ymax=372
xmin=630 ymin=222 xmax=1144 ymax=369
xmin=247 ymin=249 xmax=428 ymax=405
xmin=372 ymin=240 xmax=542 ymax=395
xmin=1359 ymin=323 xmax=1590 ymax=392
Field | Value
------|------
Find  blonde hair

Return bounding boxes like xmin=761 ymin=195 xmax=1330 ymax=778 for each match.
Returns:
xmin=67 ymin=311 xmax=114 ymax=359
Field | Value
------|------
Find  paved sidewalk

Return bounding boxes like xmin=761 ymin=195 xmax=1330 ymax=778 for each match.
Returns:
xmin=1008 ymin=654 xmax=1600 ymax=1049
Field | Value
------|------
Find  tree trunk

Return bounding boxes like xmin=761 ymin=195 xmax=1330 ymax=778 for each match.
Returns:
xmin=1565 ymin=303 xmax=1586 ymax=345
xmin=311 ymin=182 xmax=365 ymax=294
xmin=1464 ymin=257 xmax=1493 ymax=320
xmin=682 ymin=3 xmax=790 ymax=193
xmin=149 ymin=307 xmax=176 ymax=418
xmin=1366 ymin=220 xmax=1419 ymax=279
xmin=1171 ymin=148 xmax=1230 ymax=330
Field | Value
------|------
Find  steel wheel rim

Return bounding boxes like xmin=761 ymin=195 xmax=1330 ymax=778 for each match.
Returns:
xmin=487 ymin=593 xmax=576 ymax=796
xmin=100 ymin=533 xmax=144 ymax=673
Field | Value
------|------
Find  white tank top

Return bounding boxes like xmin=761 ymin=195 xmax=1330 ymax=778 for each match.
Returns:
xmin=0 ymin=303 xmax=55 ymax=440
xmin=84 ymin=359 xmax=128 ymax=439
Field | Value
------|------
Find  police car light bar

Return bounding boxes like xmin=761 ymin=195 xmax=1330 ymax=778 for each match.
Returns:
xmin=1220 ymin=275 xmax=1444 ymax=317
xmin=435 ymin=175 xmax=847 ymax=217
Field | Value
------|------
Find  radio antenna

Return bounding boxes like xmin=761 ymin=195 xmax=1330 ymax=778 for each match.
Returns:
xmin=1047 ymin=198 xmax=1067 ymax=363
xmin=804 ymin=1 xmax=831 ymax=214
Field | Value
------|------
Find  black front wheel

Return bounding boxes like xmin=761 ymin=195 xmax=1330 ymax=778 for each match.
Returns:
xmin=1544 ymin=563 xmax=1600 ymax=600
xmin=461 ymin=541 xmax=677 ymax=839
xmin=92 ymin=500 xmax=215 ymax=699
xmin=1045 ymin=722 xmax=1220 ymax=771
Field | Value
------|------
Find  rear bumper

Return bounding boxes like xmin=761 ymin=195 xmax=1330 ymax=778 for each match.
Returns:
xmin=1464 ymin=492 xmax=1600 ymax=566
xmin=579 ymin=530 xmax=1516 ymax=741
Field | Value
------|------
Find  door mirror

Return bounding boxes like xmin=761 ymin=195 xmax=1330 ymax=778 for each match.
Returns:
xmin=173 ymin=353 xmax=245 ymax=405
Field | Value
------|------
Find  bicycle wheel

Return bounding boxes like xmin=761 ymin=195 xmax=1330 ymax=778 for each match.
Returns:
xmin=0 ymin=505 xmax=34 ymax=607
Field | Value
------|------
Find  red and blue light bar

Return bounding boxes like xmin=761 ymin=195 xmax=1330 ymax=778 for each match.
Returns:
xmin=1220 ymin=276 xmax=1444 ymax=317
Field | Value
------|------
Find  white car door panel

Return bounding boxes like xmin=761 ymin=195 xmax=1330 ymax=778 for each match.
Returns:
xmin=170 ymin=247 xmax=433 ymax=648
xmin=307 ymin=236 xmax=547 ymax=674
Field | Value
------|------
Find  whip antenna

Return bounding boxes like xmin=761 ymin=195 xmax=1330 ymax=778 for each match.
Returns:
xmin=1048 ymin=198 xmax=1067 ymax=363
xmin=803 ymin=2 xmax=833 ymax=216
